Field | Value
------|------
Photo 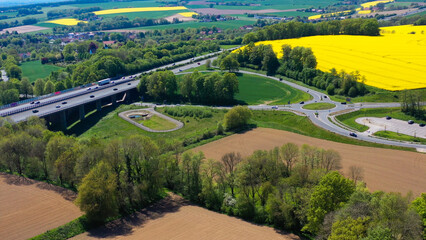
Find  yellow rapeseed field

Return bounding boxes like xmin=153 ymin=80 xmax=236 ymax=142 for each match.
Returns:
xmin=358 ymin=10 xmax=372 ymax=14
xmin=308 ymin=10 xmax=352 ymax=20
xmin=93 ymin=6 xmax=188 ymax=15
xmin=46 ymin=18 xmax=87 ymax=26
xmin=380 ymin=25 xmax=426 ymax=35
xmin=237 ymin=25 xmax=426 ymax=90
xmin=178 ymin=12 xmax=198 ymax=17
xmin=361 ymin=0 xmax=394 ymax=9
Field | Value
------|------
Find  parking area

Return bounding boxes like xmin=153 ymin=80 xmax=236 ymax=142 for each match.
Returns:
xmin=356 ymin=117 xmax=426 ymax=138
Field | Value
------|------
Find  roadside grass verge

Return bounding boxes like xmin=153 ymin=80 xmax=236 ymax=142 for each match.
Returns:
xmin=220 ymin=45 xmax=241 ymax=49
xmin=302 ymin=102 xmax=335 ymax=110
xmin=335 ymin=107 xmax=426 ymax=132
xmin=29 ymin=216 xmax=89 ymax=240
xmin=373 ymin=131 xmax=426 ymax=144
xmin=137 ymin=114 xmax=177 ymax=130
xmin=21 ymin=61 xmax=63 ymax=83
xmin=251 ymin=110 xmax=414 ymax=151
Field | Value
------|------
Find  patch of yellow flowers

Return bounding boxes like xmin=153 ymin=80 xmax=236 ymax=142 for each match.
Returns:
xmin=93 ymin=6 xmax=188 ymax=15
xmin=236 ymin=25 xmax=426 ymax=91
xmin=46 ymin=18 xmax=87 ymax=26
xmin=361 ymin=0 xmax=394 ymax=9
xmin=178 ymin=12 xmax=198 ymax=17
xmin=308 ymin=10 xmax=352 ymax=20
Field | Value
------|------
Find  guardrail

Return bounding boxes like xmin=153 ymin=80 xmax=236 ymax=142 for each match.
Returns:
xmin=0 ymin=80 xmax=134 ymax=118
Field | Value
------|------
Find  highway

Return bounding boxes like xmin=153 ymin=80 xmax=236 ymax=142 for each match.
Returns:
xmin=1 ymin=48 xmax=425 ymax=151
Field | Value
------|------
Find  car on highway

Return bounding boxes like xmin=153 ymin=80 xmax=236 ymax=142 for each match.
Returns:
xmin=111 ymin=81 xmax=115 ymax=84
xmin=324 ymin=96 xmax=328 ymax=98
xmin=30 ymin=101 xmax=35 ymax=104
xmin=341 ymin=102 xmax=347 ymax=105
xmin=197 ymin=62 xmax=201 ymax=65
xmin=408 ymin=120 xmax=414 ymax=124
xmin=127 ymin=83 xmax=131 ymax=85
xmin=279 ymin=78 xmax=283 ymax=81
xmin=299 ymin=101 xmax=304 ymax=104
xmin=35 ymin=101 xmax=40 ymax=104
xmin=32 ymin=109 xmax=39 ymax=113
xmin=94 ymin=86 xmax=98 ymax=89
xmin=420 ymin=123 xmax=425 ymax=127
xmin=87 ymin=87 xmax=92 ymax=91
xmin=113 ymin=88 xmax=118 ymax=91
xmin=90 ymin=95 xmax=95 ymax=98
xmin=349 ymin=132 xmax=357 ymax=137
xmin=62 ymin=101 xmax=67 ymax=104
xmin=55 ymin=105 xmax=61 ymax=108
xmin=272 ymin=106 xmax=278 ymax=109
xmin=386 ymin=116 xmax=392 ymax=120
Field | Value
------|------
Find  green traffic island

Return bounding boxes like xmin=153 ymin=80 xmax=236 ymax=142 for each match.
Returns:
xmin=120 ymin=109 xmax=183 ymax=132
xmin=373 ymin=131 xmax=426 ymax=144
xmin=302 ymin=102 xmax=336 ymax=110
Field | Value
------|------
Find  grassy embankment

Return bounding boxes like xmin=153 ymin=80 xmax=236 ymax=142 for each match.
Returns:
xmin=21 ymin=61 xmax=63 ymax=83
xmin=302 ymin=102 xmax=335 ymax=110
xmin=374 ymin=131 xmax=426 ymax=144
xmin=336 ymin=107 xmax=426 ymax=132
xmin=136 ymin=115 xmax=177 ymax=130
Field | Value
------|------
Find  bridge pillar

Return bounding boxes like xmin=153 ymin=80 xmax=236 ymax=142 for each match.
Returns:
xmin=126 ymin=90 xmax=131 ymax=103
xmin=96 ymin=100 xmax=102 ymax=112
xmin=79 ymin=105 xmax=85 ymax=120
xmin=111 ymin=94 xmax=117 ymax=106
xmin=59 ymin=110 xmax=67 ymax=131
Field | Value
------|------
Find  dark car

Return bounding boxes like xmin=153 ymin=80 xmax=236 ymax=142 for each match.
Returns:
xmin=386 ymin=116 xmax=392 ymax=120
xmin=408 ymin=120 xmax=414 ymax=124
xmin=62 ymin=101 xmax=67 ymax=104
xmin=32 ymin=109 xmax=39 ymax=113
xmin=35 ymin=101 xmax=40 ymax=104
xmin=349 ymin=132 xmax=357 ymax=137
xmin=419 ymin=123 xmax=425 ymax=127
xmin=90 ymin=95 xmax=95 ymax=98
xmin=324 ymin=96 xmax=328 ymax=98
xmin=113 ymin=88 xmax=118 ymax=91
xmin=30 ymin=101 xmax=35 ymax=104
xmin=279 ymin=78 xmax=283 ymax=81
xmin=55 ymin=105 xmax=61 ymax=108
xmin=299 ymin=101 xmax=304 ymax=104
xmin=341 ymin=102 xmax=347 ymax=105
xmin=127 ymin=83 xmax=131 ymax=85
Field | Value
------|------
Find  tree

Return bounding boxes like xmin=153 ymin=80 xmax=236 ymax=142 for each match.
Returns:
xmin=6 ymin=64 xmax=22 ymax=80
xmin=43 ymin=80 xmax=55 ymax=94
xmin=348 ymin=165 xmax=364 ymax=184
xmin=303 ymin=171 xmax=355 ymax=234
xmin=363 ymin=226 xmax=393 ymax=240
xmin=280 ymin=143 xmax=299 ymax=175
xmin=320 ymin=149 xmax=342 ymax=172
xmin=223 ymin=106 xmax=252 ymax=130
xmin=262 ymin=45 xmax=280 ymax=75
xmin=329 ymin=217 xmax=369 ymax=240
xmin=326 ymin=84 xmax=335 ymax=95
xmin=76 ymin=161 xmax=119 ymax=223
xmin=33 ymin=79 xmax=45 ymax=96
xmin=205 ymin=59 xmax=212 ymax=69
xmin=20 ymin=78 xmax=33 ymax=98
xmin=220 ymin=152 xmax=242 ymax=196
xmin=411 ymin=193 xmax=426 ymax=239
xmin=220 ymin=54 xmax=239 ymax=72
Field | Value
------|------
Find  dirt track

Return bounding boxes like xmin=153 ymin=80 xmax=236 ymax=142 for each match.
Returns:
xmin=192 ymin=128 xmax=426 ymax=196
xmin=0 ymin=173 xmax=82 ymax=240
xmin=72 ymin=193 xmax=299 ymax=240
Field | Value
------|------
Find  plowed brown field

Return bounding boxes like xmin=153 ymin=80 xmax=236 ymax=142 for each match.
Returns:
xmin=72 ymin=193 xmax=299 ymax=240
xmin=192 ymin=128 xmax=426 ymax=196
xmin=0 ymin=173 xmax=82 ymax=240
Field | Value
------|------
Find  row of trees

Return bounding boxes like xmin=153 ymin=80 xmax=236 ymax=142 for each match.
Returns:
xmin=400 ymin=90 xmax=425 ymax=121
xmin=242 ymin=19 xmax=380 ymax=44
xmin=137 ymin=70 xmax=240 ymax=105
xmin=231 ymin=43 xmax=367 ymax=97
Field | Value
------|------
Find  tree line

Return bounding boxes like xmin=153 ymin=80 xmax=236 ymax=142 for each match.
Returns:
xmin=228 ymin=43 xmax=367 ymax=98
xmin=242 ymin=19 xmax=380 ymax=44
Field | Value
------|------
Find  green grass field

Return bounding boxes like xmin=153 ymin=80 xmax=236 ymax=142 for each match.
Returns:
xmin=235 ymin=73 xmax=311 ymax=105
xmin=137 ymin=115 xmax=177 ymax=130
xmin=100 ymin=10 xmax=186 ymax=20
xmin=21 ymin=61 xmax=63 ymax=83
xmin=70 ymin=0 xmax=160 ymax=9
xmin=335 ymin=107 xmax=426 ymax=132
xmin=302 ymin=102 xmax=335 ymax=110
xmin=263 ymin=11 xmax=317 ymax=17
xmin=373 ymin=131 xmax=426 ymax=144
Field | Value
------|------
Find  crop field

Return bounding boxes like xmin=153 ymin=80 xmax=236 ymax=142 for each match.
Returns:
xmin=72 ymin=193 xmax=299 ymax=240
xmin=46 ymin=18 xmax=88 ymax=26
xmin=192 ymin=127 xmax=426 ymax=196
xmin=93 ymin=6 xmax=188 ymax=15
xmin=0 ymin=173 xmax=82 ymax=240
xmin=131 ymin=19 xmax=256 ymax=30
xmin=361 ymin=0 xmax=394 ymax=9
xmin=21 ymin=61 xmax=63 ymax=83
xmin=242 ymin=25 xmax=426 ymax=90
xmin=100 ymin=10 xmax=188 ymax=20
xmin=235 ymin=73 xmax=311 ymax=105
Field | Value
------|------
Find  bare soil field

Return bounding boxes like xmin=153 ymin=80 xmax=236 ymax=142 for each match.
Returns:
xmin=165 ymin=14 xmax=196 ymax=22
xmin=0 ymin=173 xmax=82 ymax=240
xmin=0 ymin=25 xmax=49 ymax=34
xmin=192 ymin=128 xmax=426 ymax=196
xmin=72 ymin=193 xmax=299 ymax=240
xmin=191 ymin=8 xmax=299 ymax=15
